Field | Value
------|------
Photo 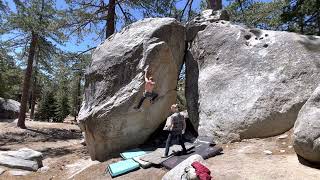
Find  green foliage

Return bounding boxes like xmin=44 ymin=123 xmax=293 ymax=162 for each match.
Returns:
xmin=54 ymin=93 xmax=70 ymax=122
xmin=67 ymin=54 xmax=91 ymax=118
xmin=0 ymin=48 xmax=22 ymax=100
xmin=281 ymin=0 xmax=320 ymax=35
xmin=2 ymin=0 xmax=67 ymax=73
xmin=69 ymin=75 xmax=81 ymax=117
xmin=6 ymin=0 xmax=66 ymax=43
xmin=225 ymin=0 xmax=320 ymax=35
xmin=66 ymin=0 xmax=200 ymax=41
xmin=52 ymin=64 xmax=71 ymax=122
xmin=177 ymin=79 xmax=187 ymax=111
xmin=35 ymin=89 xmax=56 ymax=121
xmin=225 ymin=0 xmax=287 ymax=30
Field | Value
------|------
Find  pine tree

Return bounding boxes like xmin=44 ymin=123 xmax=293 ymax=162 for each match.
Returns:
xmin=2 ymin=0 xmax=67 ymax=128
xmin=0 ymin=48 xmax=22 ymax=100
xmin=35 ymin=89 xmax=56 ymax=121
xmin=68 ymin=53 xmax=90 ymax=121
xmin=281 ymin=0 xmax=320 ymax=35
xmin=53 ymin=64 xmax=70 ymax=123
xmin=225 ymin=0 xmax=288 ymax=30
xmin=66 ymin=0 xmax=189 ymax=44
xmin=54 ymin=93 xmax=70 ymax=122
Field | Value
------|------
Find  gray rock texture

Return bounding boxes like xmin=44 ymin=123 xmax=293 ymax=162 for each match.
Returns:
xmin=0 ymin=97 xmax=20 ymax=119
xmin=0 ymin=148 xmax=43 ymax=167
xmin=185 ymin=10 xmax=229 ymax=130
xmin=78 ymin=18 xmax=185 ymax=161
xmin=162 ymin=154 xmax=205 ymax=180
xmin=186 ymin=20 xmax=320 ymax=143
xmin=0 ymin=154 xmax=39 ymax=171
xmin=8 ymin=170 xmax=32 ymax=176
xmin=293 ymin=85 xmax=320 ymax=164
xmin=0 ymin=167 xmax=5 ymax=175
xmin=186 ymin=9 xmax=229 ymax=42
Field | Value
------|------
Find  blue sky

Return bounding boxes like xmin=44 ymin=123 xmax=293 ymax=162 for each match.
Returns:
xmin=2 ymin=0 xmax=272 ymax=54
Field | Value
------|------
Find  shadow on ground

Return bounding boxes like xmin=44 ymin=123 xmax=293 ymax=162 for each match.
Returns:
xmin=0 ymin=127 xmax=82 ymax=146
xmin=41 ymin=145 xmax=88 ymax=158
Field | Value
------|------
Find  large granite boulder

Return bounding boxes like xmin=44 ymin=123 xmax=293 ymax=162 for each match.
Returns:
xmin=293 ymin=85 xmax=320 ymax=164
xmin=0 ymin=97 xmax=20 ymax=119
xmin=186 ymin=20 xmax=320 ymax=143
xmin=185 ymin=10 xmax=229 ymax=130
xmin=79 ymin=18 xmax=185 ymax=161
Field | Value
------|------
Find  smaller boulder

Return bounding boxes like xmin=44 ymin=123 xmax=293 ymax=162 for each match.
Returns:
xmin=0 ymin=154 xmax=38 ymax=171
xmin=263 ymin=150 xmax=273 ymax=155
xmin=0 ymin=97 xmax=20 ymax=119
xmin=277 ymin=134 xmax=288 ymax=139
xmin=8 ymin=170 xmax=32 ymax=176
xmin=0 ymin=148 xmax=43 ymax=167
xmin=0 ymin=167 xmax=5 ymax=175
xmin=37 ymin=166 xmax=49 ymax=173
xmin=293 ymin=85 xmax=320 ymax=164
xmin=0 ymin=148 xmax=43 ymax=171
xmin=162 ymin=154 xmax=205 ymax=180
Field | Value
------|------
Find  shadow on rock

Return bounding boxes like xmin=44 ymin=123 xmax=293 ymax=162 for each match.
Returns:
xmin=297 ymin=154 xmax=320 ymax=170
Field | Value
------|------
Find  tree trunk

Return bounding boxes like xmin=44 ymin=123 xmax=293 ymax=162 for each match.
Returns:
xmin=106 ymin=0 xmax=116 ymax=38
xmin=17 ymin=32 xmax=38 ymax=128
xmin=207 ymin=0 xmax=222 ymax=10
xmin=30 ymin=55 xmax=39 ymax=119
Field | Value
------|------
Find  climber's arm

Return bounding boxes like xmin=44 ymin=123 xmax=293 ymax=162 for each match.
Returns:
xmin=144 ymin=67 xmax=149 ymax=82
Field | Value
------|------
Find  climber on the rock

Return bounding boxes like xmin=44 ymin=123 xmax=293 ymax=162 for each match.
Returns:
xmin=134 ymin=66 xmax=158 ymax=109
xmin=162 ymin=104 xmax=187 ymax=158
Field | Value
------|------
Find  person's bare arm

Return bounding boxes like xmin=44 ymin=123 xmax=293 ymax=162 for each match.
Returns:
xmin=164 ymin=116 xmax=172 ymax=130
xmin=144 ymin=70 xmax=149 ymax=82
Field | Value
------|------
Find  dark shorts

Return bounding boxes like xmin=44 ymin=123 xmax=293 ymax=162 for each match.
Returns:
xmin=143 ymin=91 xmax=157 ymax=98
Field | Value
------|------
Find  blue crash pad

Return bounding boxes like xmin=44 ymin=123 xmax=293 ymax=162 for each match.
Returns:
xmin=107 ymin=159 xmax=140 ymax=177
xmin=120 ymin=148 xmax=147 ymax=159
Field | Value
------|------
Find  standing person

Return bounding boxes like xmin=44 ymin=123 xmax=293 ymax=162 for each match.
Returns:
xmin=134 ymin=66 xmax=158 ymax=109
xmin=162 ymin=104 xmax=187 ymax=158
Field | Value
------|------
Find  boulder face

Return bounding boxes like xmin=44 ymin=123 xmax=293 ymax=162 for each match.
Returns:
xmin=185 ymin=10 xmax=229 ymax=130
xmin=293 ymin=85 xmax=320 ymax=164
xmin=78 ymin=18 xmax=185 ymax=161
xmin=0 ymin=97 xmax=20 ymax=119
xmin=186 ymin=9 xmax=229 ymax=42
xmin=186 ymin=20 xmax=320 ymax=143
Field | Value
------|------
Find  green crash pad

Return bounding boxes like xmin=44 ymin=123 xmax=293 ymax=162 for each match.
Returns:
xmin=107 ymin=159 xmax=140 ymax=177
xmin=120 ymin=148 xmax=147 ymax=159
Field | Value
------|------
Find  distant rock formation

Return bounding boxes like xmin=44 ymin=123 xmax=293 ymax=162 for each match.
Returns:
xmin=293 ymin=85 xmax=320 ymax=164
xmin=186 ymin=18 xmax=320 ymax=143
xmin=78 ymin=18 xmax=185 ymax=161
xmin=0 ymin=97 xmax=20 ymax=119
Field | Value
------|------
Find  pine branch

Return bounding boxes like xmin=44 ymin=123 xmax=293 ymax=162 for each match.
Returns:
xmin=117 ymin=1 xmax=129 ymax=23
xmin=187 ymin=0 xmax=194 ymax=21
xmin=180 ymin=0 xmax=191 ymax=21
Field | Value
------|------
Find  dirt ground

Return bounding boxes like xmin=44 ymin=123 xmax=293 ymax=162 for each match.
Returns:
xmin=0 ymin=118 xmax=320 ymax=180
